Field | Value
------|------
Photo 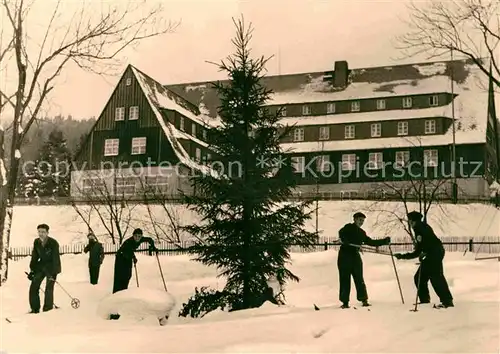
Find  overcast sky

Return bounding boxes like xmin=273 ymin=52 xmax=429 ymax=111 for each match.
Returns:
xmin=2 ymin=0 xmax=431 ymax=120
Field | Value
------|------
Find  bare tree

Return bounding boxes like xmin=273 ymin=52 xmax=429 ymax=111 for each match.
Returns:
xmin=0 ymin=0 xmax=178 ymax=283
xmin=396 ymin=0 xmax=499 ymax=89
xmin=72 ymin=170 xmax=138 ymax=245
xmin=366 ymin=137 xmax=463 ymax=243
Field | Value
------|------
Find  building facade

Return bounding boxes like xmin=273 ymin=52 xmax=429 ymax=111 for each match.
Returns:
xmin=72 ymin=58 xmax=500 ymax=200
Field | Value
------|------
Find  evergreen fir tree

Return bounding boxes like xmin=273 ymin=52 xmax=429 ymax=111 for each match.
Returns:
xmin=36 ymin=129 xmax=72 ymax=198
xmin=179 ymin=18 xmax=317 ymax=318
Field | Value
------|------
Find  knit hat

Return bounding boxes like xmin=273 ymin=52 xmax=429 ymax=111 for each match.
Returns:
xmin=407 ymin=211 xmax=423 ymax=222
xmin=132 ymin=228 xmax=143 ymax=236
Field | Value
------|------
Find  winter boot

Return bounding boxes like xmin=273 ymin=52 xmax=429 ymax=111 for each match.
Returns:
xmin=361 ymin=300 xmax=371 ymax=307
xmin=340 ymin=302 xmax=349 ymax=309
xmin=109 ymin=314 xmax=121 ymax=320
xmin=435 ymin=300 xmax=454 ymax=308
xmin=28 ymin=310 xmax=39 ymax=314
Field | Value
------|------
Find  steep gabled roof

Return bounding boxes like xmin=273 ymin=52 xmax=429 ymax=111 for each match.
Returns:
xmin=166 ymin=58 xmax=495 ymax=151
xmin=130 ymin=66 xmax=216 ymax=176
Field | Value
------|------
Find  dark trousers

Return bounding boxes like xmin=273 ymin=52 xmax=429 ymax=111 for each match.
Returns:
xmin=29 ymin=273 xmax=56 ymax=312
xmin=414 ymin=252 xmax=453 ymax=304
xmin=112 ymin=256 xmax=132 ymax=294
xmin=338 ymin=250 xmax=368 ymax=304
xmin=89 ymin=264 xmax=101 ymax=285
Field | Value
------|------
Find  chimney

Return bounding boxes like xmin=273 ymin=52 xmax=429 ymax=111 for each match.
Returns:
xmin=333 ymin=61 xmax=349 ymax=88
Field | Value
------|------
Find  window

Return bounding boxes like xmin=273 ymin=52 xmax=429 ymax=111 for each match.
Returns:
xmin=116 ymin=176 xmax=137 ymax=195
xmin=351 ymin=101 xmax=360 ymax=112
xmin=195 ymin=148 xmax=201 ymax=162
xmin=302 ymin=105 xmax=311 ymax=115
xmin=206 ymin=153 xmax=212 ymax=163
xmin=192 ymin=123 xmax=196 ymax=136
xmin=129 ymin=106 xmax=139 ymax=120
xmin=429 ymin=95 xmax=439 ymax=106
xmin=368 ymin=152 xmax=383 ymax=170
xmin=344 ymin=125 xmax=355 ymax=139
xmin=279 ymin=106 xmax=287 ymax=117
xmin=131 ymin=137 xmax=146 ymax=155
xmin=291 ymin=156 xmax=305 ymax=173
xmin=316 ymin=155 xmax=331 ymax=172
xmin=397 ymin=121 xmax=408 ymax=136
xmin=203 ymin=129 xmax=207 ymax=140
xmin=424 ymin=149 xmax=438 ymax=167
xmin=82 ymin=177 xmax=105 ymax=194
xmin=327 ymin=103 xmax=336 ymax=114
xmin=293 ymin=128 xmax=304 ymax=142
xmin=125 ymin=78 xmax=132 ymax=86
xmin=319 ymin=126 xmax=329 ymax=140
xmin=395 ymin=151 xmax=410 ymax=167
xmin=371 ymin=123 xmax=381 ymax=137
xmin=425 ymin=119 xmax=436 ymax=134
xmin=115 ymin=107 xmax=125 ymax=121
xmin=104 ymin=139 xmax=119 ymax=156
xmin=342 ymin=154 xmax=356 ymax=171
xmin=144 ymin=175 xmax=169 ymax=193
xmin=376 ymin=99 xmax=386 ymax=110
xmin=402 ymin=97 xmax=412 ymax=108
xmin=180 ymin=116 xmax=185 ymax=131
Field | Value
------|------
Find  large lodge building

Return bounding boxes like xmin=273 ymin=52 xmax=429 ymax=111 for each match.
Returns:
xmin=72 ymin=58 xmax=500 ymax=201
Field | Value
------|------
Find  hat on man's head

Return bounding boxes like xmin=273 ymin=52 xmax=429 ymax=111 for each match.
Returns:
xmin=407 ymin=211 xmax=423 ymax=222
xmin=133 ymin=228 xmax=143 ymax=236
xmin=353 ymin=212 xmax=366 ymax=219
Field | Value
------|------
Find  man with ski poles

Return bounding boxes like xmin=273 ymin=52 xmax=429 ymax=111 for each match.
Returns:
xmin=394 ymin=211 xmax=454 ymax=308
xmin=27 ymin=223 xmax=61 ymax=313
xmin=337 ymin=212 xmax=391 ymax=308
xmin=112 ymin=228 xmax=158 ymax=294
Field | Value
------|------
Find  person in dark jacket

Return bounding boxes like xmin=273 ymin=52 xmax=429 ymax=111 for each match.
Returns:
xmin=84 ymin=232 xmax=104 ymax=285
xmin=394 ymin=211 xmax=454 ymax=308
xmin=112 ymin=228 xmax=158 ymax=294
xmin=337 ymin=212 xmax=391 ymax=308
xmin=27 ymin=223 xmax=61 ymax=313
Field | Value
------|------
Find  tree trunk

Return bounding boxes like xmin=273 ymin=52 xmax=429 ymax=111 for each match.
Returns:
xmin=0 ymin=128 xmax=14 ymax=285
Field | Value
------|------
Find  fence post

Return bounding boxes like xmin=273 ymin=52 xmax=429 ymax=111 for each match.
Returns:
xmin=324 ymin=242 xmax=328 ymax=251
xmin=469 ymin=239 xmax=473 ymax=252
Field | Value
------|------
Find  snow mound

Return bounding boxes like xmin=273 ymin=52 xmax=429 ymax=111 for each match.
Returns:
xmin=96 ymin=287 xmax=176 ymax=325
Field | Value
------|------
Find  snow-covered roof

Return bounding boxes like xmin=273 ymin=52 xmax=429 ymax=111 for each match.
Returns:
xmin=166 ymin=58 xmax=494 ymax=152
xmin=131 ymin=66 xmax=217 ymax=176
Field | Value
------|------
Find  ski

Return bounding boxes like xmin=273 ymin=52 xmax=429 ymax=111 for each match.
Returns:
xmin=313 ymin=304 xmax=371 ymax=311
xmin=4 ymin=308 xmax=59 ymax=323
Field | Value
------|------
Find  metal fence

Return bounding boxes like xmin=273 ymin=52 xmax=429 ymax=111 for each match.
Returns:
xmin=8 ymin=236 xmax=500 ymax=261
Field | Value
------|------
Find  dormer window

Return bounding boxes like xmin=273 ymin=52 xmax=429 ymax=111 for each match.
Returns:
xmin=302 ymin=105 xmax=311 ymax=115
xmin=376 ymin=99 xmax=386 ymax=110
xmin=350 ymin=101 xmax=360 ymax=112
xmin=326 ymin=103 xmax=335 ymax=114
xmin=180 ymin=116 xmax=185 ymax=131
xmin=402 ymin=97 xmax=412 ymax=108
xmin=425 ymin=119 xmax=436 ymax=134
xmin=429 ymin=95 xmax=439 ymax=106
xmin=279 ymin=106 xmax=287 ymax=117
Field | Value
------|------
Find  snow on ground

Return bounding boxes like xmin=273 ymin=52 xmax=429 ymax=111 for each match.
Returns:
xmin=9 ymin=201 xmax=500 ymax=247
xmin=1 ymin=248 xmax=499 ymax=353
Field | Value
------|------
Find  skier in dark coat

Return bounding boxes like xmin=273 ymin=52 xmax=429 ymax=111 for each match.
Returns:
xmin=394 ymin=211 xmax=454 ymax=308
xmin=84 ymin=232 xmax=104 ymax=285
xmin=27 ymin=223 xmax=61 ymax=313
xmin=337 ymin=212 xmax=391 ymax=308
xmin=112 ymin=228 xmax=158 ymax=294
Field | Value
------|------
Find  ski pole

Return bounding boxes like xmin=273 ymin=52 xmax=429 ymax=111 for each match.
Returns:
xmin=410 ymin=263 xmax=422 ymax=312
xmin=54 ymin=280 xmax=81 ymax=309
xmin=388 ymin=245 xmax=404 ymax=304
xmin=134 ymin=262 xmax=139 ymax=287
xmin=154 ymin=251 xmax=168 ymax=292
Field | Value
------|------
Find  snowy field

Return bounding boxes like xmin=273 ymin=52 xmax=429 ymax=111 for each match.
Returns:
xmin=1 ymin=249 xmax=499 ymax=353
xmin=8 ymin=200 xmax=500 ymax=248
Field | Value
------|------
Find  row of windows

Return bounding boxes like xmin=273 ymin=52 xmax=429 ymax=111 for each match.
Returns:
xmin=290 ymin=150 xmax=438 ymax=172
xmin=292 ymin=119 xmax=437 ymax=141
xmin=279 ymin=95 xmax=440 ymax=117
xmin=115 ymin=106 xmax=139 ymax=121
xmin=82 ymin=175 xmax=169 ymax=195
xmin=103 ymin=138 xmax=206 ymax=162
xmin=179 ymin=116 xmax=208 ymax=140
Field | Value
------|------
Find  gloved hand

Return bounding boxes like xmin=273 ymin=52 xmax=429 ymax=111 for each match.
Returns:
xmin=384 ymin=237 xmax=391 ymax=245
xmin=149 ymin=244 xmax=159 ymax=254
xmin=394 ymin=253 xmax=404 ymax=260
xmin=419 ymin=252 xmax=427 ymax=262
xmin=132 ymin=255 xmax=138 ymax=264
xmin=26 ymin=271 xmax=35 ymax=281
